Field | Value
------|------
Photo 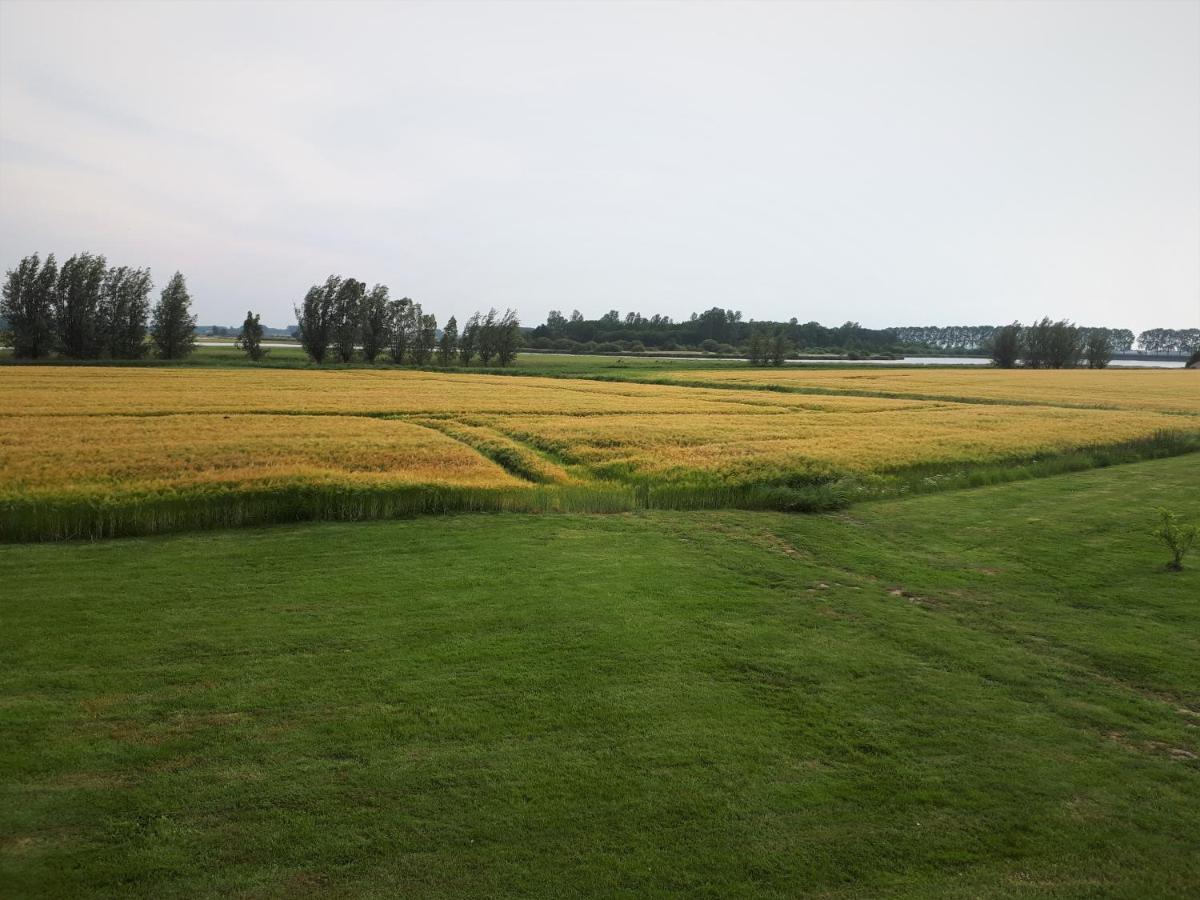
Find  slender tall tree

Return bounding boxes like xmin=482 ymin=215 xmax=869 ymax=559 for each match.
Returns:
xmin=151 ymin=272 xmax=197 ymax=359
xmin=387 ymin=297 xmax=416 ymax=363
xmin=458 ymin=312 xmax=480 ymax=366
xmin=101 ymin=266 xmax=153 ymax=359
xmin=332 ymin=277 xmax=365 ymax=363
xmin=437 ymin=315 xmax=459 ymax=366
xmin=1 ymin=252 xmax=58 ymax=359
xmin=296 ymin=275 xmax=340 ymax=363
xmin=235 ymin=310 xmax=266 ymax=361
xmin=477 ymin=308 xmax=499 ymax=365
xmin=359 ymin=284 xmax=390 ymax=363
xmin=495 ymin=308 xmax=521 ymax=366
xmin=412 ymin=312 xmax=438 ymax=365
xmin=55 ymin=252 xmax=108 ymax=359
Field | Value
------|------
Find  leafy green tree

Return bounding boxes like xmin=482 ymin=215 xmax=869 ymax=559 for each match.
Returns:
xmin=1 ymin=252 xmax=58 ymax=359
xmin=151 ymin=272 xmax=197 ymax=359
xmin=1137 ymin=328 xmax=1200 ymax=354
xmin=296 ymin=275 xmax=340 ymax=363
xmin=746 ymin=329 xmax=768 ymax=366
xmin=458 ymin=312 xmax=480 ymax=366
xmin=359 ymin=284 xmax=390 ymax=363
xmin=495 ymin=309 xmax=521 ymax=366
xmin=768 ymin=332 xmax=789 ymax=366
xmin=412 ymin=312 xmax=438 ymax=365
xmin=332 ymin=277 xmax=365 ymax=363
xmin=235 ymin=310 xmax=266 ymax=361
xmin=101 ymin=266 xmax=152 ymax=359
xmin=989 ymin=322 xmax=1022 ymax=368
xmin=477 ymin=308 xmax=499 ymax=366
xmin=1045 ymin=319 xmax=1081 ymax=368
xmin=437 ymin=315 xmax=458 ymax=366
xmin=55 ymin=252 xmax=108 ymax=358
xmin=1083 ymin=329 xmax=1113 ymax=369
xmin=1022 ymin=318 xmax=1050 ymax=368
xmin=387 ymin=297 xmax=416 ymax=363
xmin=545 ymin=309 xmax=567 ymax=337
xmin=1154 ymin=509 xmax=1197 ymax=571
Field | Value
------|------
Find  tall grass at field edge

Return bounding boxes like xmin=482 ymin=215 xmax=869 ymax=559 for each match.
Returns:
xmin=3 ymin=431 xmax=1196 ymax=542
xmin=0 ymin=483 xmax=639 ymax=543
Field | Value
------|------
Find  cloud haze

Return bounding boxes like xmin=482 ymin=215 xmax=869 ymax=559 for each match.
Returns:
xmin=1 ymin=0 xmax=1197 ymax=331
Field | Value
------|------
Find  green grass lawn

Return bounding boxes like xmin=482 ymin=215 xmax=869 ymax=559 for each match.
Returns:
xmin=2 ymin=457 xmax=1198 ymax=898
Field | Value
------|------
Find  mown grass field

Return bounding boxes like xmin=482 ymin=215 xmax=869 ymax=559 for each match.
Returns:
xmin=2 ymin=457 xmax=1198 ymax=898
xmin=2 ymin=366 xmax=1197 ymax=540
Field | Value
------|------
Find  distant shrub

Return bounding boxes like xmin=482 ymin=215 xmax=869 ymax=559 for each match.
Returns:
xmin=1154 ymin=508 xmax=1197 ymax=571
xmin=700 ymin=339 xmax=719 ymax=353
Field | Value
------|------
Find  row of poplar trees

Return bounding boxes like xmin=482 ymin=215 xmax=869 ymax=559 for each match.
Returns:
xmin=989 ymin=318 xmax=1115 ymax=369
xmin=294 ymin=275 xmax=520 ymax=366
xmin=1 ymin=252 xmax=196 ymax=360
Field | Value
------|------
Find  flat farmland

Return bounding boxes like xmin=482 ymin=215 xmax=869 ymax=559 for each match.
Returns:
xmin=637 ymin=366 xmax=1200 ymax=414
xmin=0 ymin=366 xmax=1196 ymax=540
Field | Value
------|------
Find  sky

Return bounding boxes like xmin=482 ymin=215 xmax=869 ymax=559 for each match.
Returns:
xmin=1 ymin=0 xmax=1197 ymax=332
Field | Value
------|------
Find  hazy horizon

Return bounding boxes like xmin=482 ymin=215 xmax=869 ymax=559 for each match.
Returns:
xmin=2 ymin=0 xmax=1198 ymax=333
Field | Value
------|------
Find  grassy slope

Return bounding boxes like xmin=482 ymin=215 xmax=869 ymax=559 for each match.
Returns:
xmin=2 ymin=457 xmax=1198 ymax=898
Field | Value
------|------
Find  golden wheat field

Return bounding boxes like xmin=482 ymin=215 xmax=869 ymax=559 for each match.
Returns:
xmin=0 ymin=367 xmax=807 ymax=417
xmin=0 ymin=414 xmax=523 ymax=500
xmin=650 ymin=367 xmax=1200 ymax=414
xmin=489 ymin=403 xmax=1187 ymax=484
xmin=0 ymin=366 xmax=1196 ymax=538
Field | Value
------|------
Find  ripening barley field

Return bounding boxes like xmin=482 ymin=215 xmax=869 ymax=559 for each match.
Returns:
xmin=0 ymin=366 xmax=1197 ymax=539
xmin=645 ymin=366 xmax=1200 ymax=414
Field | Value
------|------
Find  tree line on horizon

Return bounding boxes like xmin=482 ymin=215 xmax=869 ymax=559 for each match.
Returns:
xmin=528 ymin=308 xmax=1196 ymax=357
xmin=988 ymin=318 xmax=1119 ymax=369
xmin=0 ymin=252 xmax=197 ymax=360
xmin=6 ymin=252 xmax=1194 ymax=366
xmin=290 ymin=274 xmax=520 ymax=366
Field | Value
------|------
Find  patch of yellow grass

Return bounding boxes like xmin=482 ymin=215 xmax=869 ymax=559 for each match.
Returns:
xmin=650 ymin=367 xmax=1200 ymax=414
xmin=0 ymin=367 xmax=1194 ymax=506
xmin=0 ymin=414 xmax=522 ymax=500
xmin=0 ymin=367 xmax=791 ymax=417
xmin=491 ymin=404 xmax=1184 ymax=484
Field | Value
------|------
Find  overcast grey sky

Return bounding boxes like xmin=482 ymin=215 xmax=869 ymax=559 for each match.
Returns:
xmin=1 ymin=0 xmax=1197 ymax=331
